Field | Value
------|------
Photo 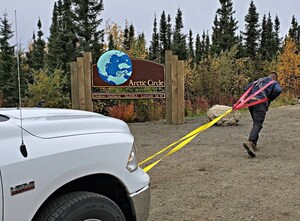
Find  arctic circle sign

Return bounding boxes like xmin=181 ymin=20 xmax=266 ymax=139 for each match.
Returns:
xmin=71 ymin=50 xmax=184 ymax=124
xmin=92 ymin=50 xmax=165 ymax=88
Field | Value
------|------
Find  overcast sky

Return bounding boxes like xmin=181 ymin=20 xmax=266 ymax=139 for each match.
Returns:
xmin=1 ymin=0 xmax=300 ymax=49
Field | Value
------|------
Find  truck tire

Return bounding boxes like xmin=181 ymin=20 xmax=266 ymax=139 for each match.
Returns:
xmin=35 ymin=191 xmax=126 ymax=221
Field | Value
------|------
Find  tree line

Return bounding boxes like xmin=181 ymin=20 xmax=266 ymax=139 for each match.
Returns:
xmin=0 ymin=0 xmax=299 ymax=115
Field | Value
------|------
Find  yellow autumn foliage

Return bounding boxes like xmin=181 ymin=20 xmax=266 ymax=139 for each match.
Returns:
xmin=277 ymin=37 xmax=300 ymax=95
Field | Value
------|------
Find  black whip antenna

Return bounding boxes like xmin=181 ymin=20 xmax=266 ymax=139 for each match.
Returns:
xmin=15 ymin=10 xmax=27 ymax=157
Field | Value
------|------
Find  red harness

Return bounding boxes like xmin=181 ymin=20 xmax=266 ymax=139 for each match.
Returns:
xmin=233 ymin=80 xmax=275 ymax=110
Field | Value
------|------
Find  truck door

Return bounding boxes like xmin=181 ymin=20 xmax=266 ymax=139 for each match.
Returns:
xmin=0 ymin=171 xmax=2 ymax=221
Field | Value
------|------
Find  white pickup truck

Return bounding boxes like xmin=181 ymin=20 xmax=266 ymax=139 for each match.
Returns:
xmin=0 ymin=108 xmax=150 ymax=221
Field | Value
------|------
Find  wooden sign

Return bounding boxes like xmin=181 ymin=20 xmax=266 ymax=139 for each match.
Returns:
xmin=92 ymin=59 xmax=165 ymax=88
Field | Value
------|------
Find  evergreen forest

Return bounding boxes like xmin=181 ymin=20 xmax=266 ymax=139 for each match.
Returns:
xmin=0 ymin=0 xmax=299 ymax=121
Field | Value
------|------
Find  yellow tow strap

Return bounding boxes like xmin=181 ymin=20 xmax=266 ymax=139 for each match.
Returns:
xmin=139 ymin=108 xmax=233 ymax=172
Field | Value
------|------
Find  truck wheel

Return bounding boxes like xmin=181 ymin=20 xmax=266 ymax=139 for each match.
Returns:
xmin=35 ymin=191 xmax=126 ymax=221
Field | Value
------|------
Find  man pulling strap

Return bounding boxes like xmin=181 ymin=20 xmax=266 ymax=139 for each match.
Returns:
xmin=243 ymin=72 xmax=282 ymax=157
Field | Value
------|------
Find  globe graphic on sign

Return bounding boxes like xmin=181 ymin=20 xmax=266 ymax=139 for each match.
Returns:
xmin=97 ymin=50 xmax=132 ymax=85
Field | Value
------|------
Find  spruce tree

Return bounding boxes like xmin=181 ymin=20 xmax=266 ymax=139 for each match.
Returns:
xmin=0 ymin=12 xmax=26 ymax=107
xmin=46 ymin=0 xmax=77 ymax=94
xmin=237 ymin=34 xmax=246 ymax=58
xmin=288 ymin=16 xmax=298 ymax=40
xmin=288 ymin=15 xmax=300 ymax=48
xmin=60 ymin=0 xmax=78 ymax=66
xmin=2 ymin=50 xmax=22 ymax=107
xmin=274 ymin=15 xmax=282 ymax=52
xmin=0 ymin=11 xmax=14 ymax=89
xmin=204 ymin=32 xmax=210 ymax=58
xmin=188 ymin=29 xmax=195 ymax=64
xmin=243 ymin=0 xmax=260 ymax=58
xmin=0 ymin=11 xmax=15 ymax=105
xmin=123 ymin=25 xmax=130 ymax=50
xmin=195 ymin=33 xmax=202 ymax=64
xmin=159 ymin=11 xmax=167 ymax=63
xmin=149 ymin=14 xmax=159 ymax=61
xmin=211 ymin=15 xmax=221 ymax=55
xmin=172 ymin=8 xmax=187 ymax=60
xmin=46 ymin=2 xmax=64 ymax=71
xmin=73 ymin=0 xmax=104 ymax=62
xmin=108 ymin=34 xmax=115 ymax=50
xmin=166 ymin=14 xmax=172 ymax=51
xmin=259 ymin=14 xmax=268 ymax=59
xmin=259 ymin=13 xmax=277 ymax=60
xmin=211 ymin=0 xmax=238 ymax=55
xmin=121 ymin=23 xmax=134 ymax=54
xmin=195 ymin=31 xmax=210 ymax=63
xmin=266 ymin=13 xmax=277 ymax=57
xmin=30 ymin=18 xmax=46 ymax=71
xmin=128 ymin=24 xmax=135 ymax=49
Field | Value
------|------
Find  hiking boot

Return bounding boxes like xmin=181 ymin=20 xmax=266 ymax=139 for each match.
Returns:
xmin=243 ymin=140 xmax=256 ymax=157
xmin=253 ymin=143 xmax=258 ymax=151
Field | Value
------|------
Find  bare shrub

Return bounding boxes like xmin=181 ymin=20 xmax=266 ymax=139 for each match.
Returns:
xmin=147 ymin=101 xmax=165 ymax=121
xmin=192 ymin=96 xmax=210 ymax=114
xmin=106 ymin=102 xmax=136 ymax=122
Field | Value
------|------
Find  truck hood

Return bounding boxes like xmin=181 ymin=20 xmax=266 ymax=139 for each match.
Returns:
xmin=0 ymin=108 xmax=130 ymax=139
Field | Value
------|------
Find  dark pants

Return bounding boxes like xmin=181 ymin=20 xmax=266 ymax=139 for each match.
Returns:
xmin=248 ymin=103 xmax=267 ymax=145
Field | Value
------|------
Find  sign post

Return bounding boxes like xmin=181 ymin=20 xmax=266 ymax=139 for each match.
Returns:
xmin=71 ymin=50 xmax=184 ymax=124
xmin=165 ymin=50 xmax=185 ymax=124
xmin=70 ymin=52 xmax=93 ymax=111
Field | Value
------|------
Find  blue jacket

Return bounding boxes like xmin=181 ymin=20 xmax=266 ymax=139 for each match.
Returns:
xmin=244 ymin=77 xmax=282 ymax=102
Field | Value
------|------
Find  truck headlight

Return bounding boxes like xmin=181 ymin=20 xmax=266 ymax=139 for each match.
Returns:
xmin=127 ymin=144 xmax=138 ymax=172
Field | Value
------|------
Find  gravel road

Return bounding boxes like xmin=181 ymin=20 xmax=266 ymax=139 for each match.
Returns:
xmin=130 ymin=105 xmax=300 ymax=221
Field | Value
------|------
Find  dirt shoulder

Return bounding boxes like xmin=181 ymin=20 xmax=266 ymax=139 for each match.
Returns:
xmin=129 ymin=105 xmax=300 ymax=221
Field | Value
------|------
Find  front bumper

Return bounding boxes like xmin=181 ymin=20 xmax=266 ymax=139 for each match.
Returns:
xmin=129 ymin=185 xmax=150 ymax=221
